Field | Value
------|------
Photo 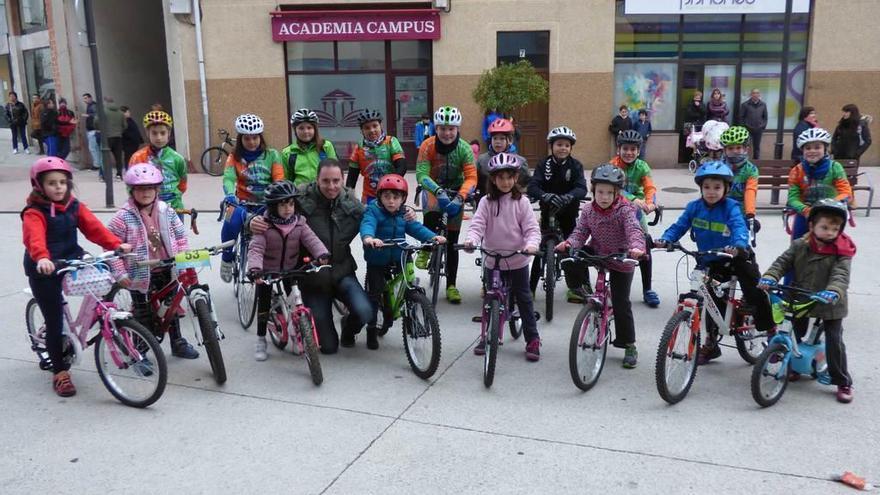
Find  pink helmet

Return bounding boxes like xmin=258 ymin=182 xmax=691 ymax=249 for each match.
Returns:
xmin=124 ymin=163 xmax=164 ymax=187
xmin=488 ymin=118 xmax=515 ymax=136
xmin=487 ymin=152 xmax=520 ymax=174
xmin=30 ymin=157 xmax=73 ymax=192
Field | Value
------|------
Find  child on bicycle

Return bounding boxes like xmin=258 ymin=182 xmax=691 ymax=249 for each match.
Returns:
xmin=23 ymin=157 xmax=130 ymax=397
xmin=414 ymin=105 xmax=477 ymax=304
xmin=248 ymin=180 xmax=329 ymax=361
xmin=346 ymin=109 xmax=407 ymax=204
xmin=464 ymin=153 xmax=542 ymax=361
xmin=107 ymin=163 xmax=199 ymax=360
xmin=283 ymin=108 xmax=337 ymax=186
xmin=360 ymin=174 xmax=446 ymax=350
xmin=656 ymin=162 xmax=775 ymax=365
xmin=129 ymin=111 xmax=187 ymax=211
xmin=219 ymin=113 xmax=285 ymax=282
xmin=611 ymin=129 xmax=660 ymax=307
xmin=720 ymin=126 xmax=760 ymax=228
xmin=757 ymin=199 xmax=855 ymax=403
xmin=555 ymin=165 xmax=646 ymax=368
xmin=476 ymin=118 xmax=529 ymax=205
xmin=526 ymin=126 xmax=587 ymax=302
xmin=787 ymin=128 xmax=852 ymax=240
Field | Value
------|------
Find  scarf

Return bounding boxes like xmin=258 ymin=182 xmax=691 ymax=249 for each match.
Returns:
xmin=241 ymin=148 xmax=263 ymax=163
xmin=364 ymin=133 xmax=387 ymax=148
xmin=435 ymin=135 xmax=460 ymax=155
xmin=267 ymin=212 xmax=298 ymax=226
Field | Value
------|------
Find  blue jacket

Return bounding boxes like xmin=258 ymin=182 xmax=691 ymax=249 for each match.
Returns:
xmin=360 ymin=202 xmax=436 ymax=267
xmin=414 ymin=121 xmax=434 ymax=148
xmin=660 ymin=197 xmax=749 ymax=257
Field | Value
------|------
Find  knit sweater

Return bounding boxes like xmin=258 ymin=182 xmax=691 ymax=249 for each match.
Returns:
xmin=566 ymin=197 xmax=645 ymax=273
xmin=465 ymin=193 xmax=540 ymax=270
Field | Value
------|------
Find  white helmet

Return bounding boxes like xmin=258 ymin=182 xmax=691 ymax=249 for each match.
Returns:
xmin=547 ymin=126 xmax=577 ymax=144
xmin=796 ymin=127 xmax=832 ymax=150
xmin=290 ymin=108 xmax=319 ymax=126
xmin=433 ymin=106 xmax=462 ymax=127
xmin=234 ymin=113 xmax=264 ymax=135
xmin=702 ymin=120 xmax=729 ymax=151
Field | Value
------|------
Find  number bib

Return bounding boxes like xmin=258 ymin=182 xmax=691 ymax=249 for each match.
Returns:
xmin=174 ymin=249 xmax=212 ymax=270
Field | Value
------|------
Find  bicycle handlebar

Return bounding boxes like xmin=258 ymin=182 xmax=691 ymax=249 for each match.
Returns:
xmin=176 ymin=208 xmax=200 ymax=235
xmin=560 ymin=250 xmax=639 ymax=268
xmin=451 ymin=244 xmax=539 ymax=258
xmin=654 ymin=242 xmax=736 ymax=260
xmin=248 ymin=263 xmax=331 ymax=283
xmin=136 ymin=240 xmax=235 ymax=268
xmin=647 ymin=205 xmax=663 ymax=226
xmin=374 ymin=238 xmax=439 ymax=251
xmin=55 ymin=250 xmax=136 ymax=274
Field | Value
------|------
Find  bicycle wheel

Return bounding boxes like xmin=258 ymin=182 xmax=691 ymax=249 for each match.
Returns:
xmin=267 ymin=311 xmax=288 ymax=350
xmin=543 ymin=239 xmax=556 ymax=322
xmin=402 ymin=291 xmax=442 ymax=379
xmin=298 ymin=313 xmax=323 ymax=386
xmin=428 ymin=247 xmax=445 ymax=306
xmin=751 ymin=342 xmax=790 ymax=407
xmin=200 ymin=146 xmax=227 ymax=176
xmin=655 ymin=311 xmax=700 ymax=405
xmin=507 ymin=291 xmax=522 ymax=340
xmin=94 ymin=318 xmax=167 ymax=408
xmin=688 ymin=159 xmax=698 ymax=174
xmin=25 ymin=298 xmax=51 ymax=371
xmin=734 ymin=315 xmax=765 ymax=365
xmin=195 ymin=299 xmax=226 ymax=385
xmin=237 ymin=243 xmax=257 ymax=329
xmin=483 ymin=299 xmax=500 ymax=388
xmin=569 ymin=304 xmax=608 ymax=391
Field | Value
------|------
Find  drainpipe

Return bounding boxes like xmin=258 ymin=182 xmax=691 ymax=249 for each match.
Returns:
xmin=193 ymin=0 xmax=210 ymax=155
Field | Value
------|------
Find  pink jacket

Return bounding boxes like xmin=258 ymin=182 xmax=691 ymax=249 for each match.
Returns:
xmin=247 ymin=214 xmax=328 ymax=272
xmin=566 ymin=197 xmax=645 ymax=273
xmin=465 ymin=193 xmax=540 ymax=270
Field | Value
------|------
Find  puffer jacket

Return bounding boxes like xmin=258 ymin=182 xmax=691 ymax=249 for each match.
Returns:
xmin=247 ymin=214 xmax=327 ymax=273
xmin=465 ymin=193 xmax=540 ymax=270
xmin=360 ymin=202 xmax=435 ymax=267
xmin=566 ymin=197 xmax=645 ymax=273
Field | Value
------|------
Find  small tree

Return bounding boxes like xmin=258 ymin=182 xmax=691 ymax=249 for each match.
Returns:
xmin=472 ymin=60 xmax=549 ymax=114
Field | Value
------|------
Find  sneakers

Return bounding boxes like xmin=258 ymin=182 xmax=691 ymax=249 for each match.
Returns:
xmin=415 ymin=250 xmax=430 ymax=270
xmin=24 ymin=148 xmax=30 ymax=154
xmin=525 ymin=338 xmax=541 ymax=362
xmin=52 ymin=371 xmax=76 ymax=397
xmin=12 ymin=149 xmax=18 ymax=155
xmin=220 ymin=261 xmax=234 ymax=283
xmin=366 ymin=326 xmax=379 ymax=350
xmin=566 ymin=287 xmax=590 ymax=304
xmin=340 ymin=326 xmax=355 ymax=348
xmin=622 ymin=345 xmax=638 ymax=369
xmin=255 ymin=336 xmax=268 ymax=361
xmin=697 ymin=344 xmax=721 ymax=365
xmin=836 ymin=385 xmax=854 ymax=403
xmin=473 ymin=338 xmax=486 ymax=356
xmin=446 ymin=285 xmax=462 ymax=304
xmin=643 ymin=290 xmax=661 ymax=308
xmin=171 ymin=338 xmax=200 ymax=359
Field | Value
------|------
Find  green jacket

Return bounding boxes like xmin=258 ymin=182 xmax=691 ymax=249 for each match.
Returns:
xmin=281 ymin=140 xmax=338 ymax=186
xmin=100 ymin=103 xmax=126 ymax=138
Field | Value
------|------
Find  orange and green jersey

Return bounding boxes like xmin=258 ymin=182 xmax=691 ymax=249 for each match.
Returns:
xmin=129 ymin=146 xmax=187 ymax=210
xmin=349 ymin=136 xmax=404 ymax=202
xmin=222 ymin=149 xmax=285 ymax=203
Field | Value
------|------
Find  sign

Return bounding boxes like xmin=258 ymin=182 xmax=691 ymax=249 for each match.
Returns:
xmin=174 ymin=249 xmax=212 ymax=270
xmin=271 ymin=9 xmax=441 ymax=42
xmin=625 ymin=0 xmax=810 ymax=15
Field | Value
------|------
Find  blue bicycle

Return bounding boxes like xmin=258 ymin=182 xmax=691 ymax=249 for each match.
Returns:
xmin=218 ymin=197 xmax=263 ymax=329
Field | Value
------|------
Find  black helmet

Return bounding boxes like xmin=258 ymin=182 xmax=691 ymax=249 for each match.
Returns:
xmin=616 ymin=129 xmax=643 ymax=147
xmin=590 ymin=164 xmax=626 ymax=188
xmin=264 ymin=180 xmax=298 ymax=204
xmin=357 ymin=109 xmax=382 ymax=127
xmin=808 ymin=198 xmax=849 ymax=229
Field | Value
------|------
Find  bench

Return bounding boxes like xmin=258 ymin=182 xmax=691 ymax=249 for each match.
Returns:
xmin=756 ymin=159 xmax=874 ymax=216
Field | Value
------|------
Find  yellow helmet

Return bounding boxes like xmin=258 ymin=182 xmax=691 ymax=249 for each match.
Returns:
xmin=143 ymin=110 xmax=173 ymax=128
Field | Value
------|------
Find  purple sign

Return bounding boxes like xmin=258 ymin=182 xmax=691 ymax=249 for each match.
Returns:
xmin=271 ymin=9 xmax=441 ymax=42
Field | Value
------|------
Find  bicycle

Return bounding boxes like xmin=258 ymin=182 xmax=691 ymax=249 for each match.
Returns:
xmin=563 ymin=250 xmax=639 ymax=391
xmin=531 ymin=205 xmax=564 ymax=323
xmin=136 ymin=240 xmax=233 ymax=385
xmin=418 ymin=188 xmax=459 ymax=306
xmin=200 ymin=128 xmax=235 ymax=176
xmin=175 ymin=208 xmax=200 ymax=235
xmin=653 ymin=243 xmax=769 ymax=405
xmin=369 ymin=239 xmax=442 ymax=379
xmin=751 ymin=284 xmax=831 ymax=407
xmin=24 ymin=251 xmax=168 ymax=408
xmin=251 ymin=261 xmax=330 ymax=385
xmin=218 ymin=197 xmax=263 ymax=329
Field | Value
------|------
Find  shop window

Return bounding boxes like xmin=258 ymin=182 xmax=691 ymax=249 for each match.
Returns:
xmin=286 ymin=42 xmax=334 ymax=72
xmin=337 ymin=41 xmax=385 ymax=70
xmin=682 ymin=15 xmax=740 ymax=60
xmin=496 ymin=31 xmax=549 ymax=69
xmin=743 ymin=13 xmax=810 ymax=60
xmin=613 ymin=62 xmax=678 ymax=131
xmin=614 ymin=2 xmax=679 ymax=59
xmin=19 ymin=0 xmax=47 ymax=33
xmin=391 ymin=41 xmax=431 ymax=70
xmin=23 ymin=47 xmax=53 ymax=100
xmin=740 ymin=62 xmax=805 ymax=130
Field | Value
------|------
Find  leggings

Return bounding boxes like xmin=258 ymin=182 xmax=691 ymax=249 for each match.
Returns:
xmin=484 ymin=265 xmax=539 ymax=343
xmin=28 ymin=274 xmax=68 ymax=374
xmin=130 ymin=268 xmax=183 ymax=343
xmin=256 ymin=279 xmax=292 ymax=337
xmin=422 ymin=211 xmax=461 ymax=287
xmin=639 ymin=232 xmax=654 ymax=292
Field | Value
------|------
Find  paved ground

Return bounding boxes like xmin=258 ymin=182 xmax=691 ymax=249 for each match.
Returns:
xmin=1 ymin=135 xmax=878 ymax=493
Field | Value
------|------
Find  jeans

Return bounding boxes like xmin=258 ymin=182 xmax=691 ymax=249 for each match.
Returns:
xmin=221 ymin=204 xmax=264 ymax=262
xmin=749 ymin=128 xmax=763 ymax=159
xmin=484 ymin=266 xmax=539 ymax=343
xmin=301 ymin=274 xmax=373 ymax=354
xmin=365 ymin=265 xmax=389 ymax=327
xmin=87 ymin=130 xmax=103 ymax=169
xmin=57 ymin=136 xmax=71 ymax=159
xmin=45 ymin=135 xmax=58 ymax=157
xmin=28 ymin=274 xmax=67 ymax=374
xmin=793 ymin=318 xmax=851 ymax=386
xmin=11 ymin=124 xmax=28 ymax=151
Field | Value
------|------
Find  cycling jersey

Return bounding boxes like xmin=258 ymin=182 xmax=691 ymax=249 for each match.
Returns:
xmin=222 ymin=149 xmax=285 ymax=203
xmin=129 ymin=146 xmax=187 ymax=210
xmin=610 ymin=156 xmax=656 ymax=204
xmin=787 ymin=157 xmax=852 ymax=213
xmin=415 ymin=136 xmax=476 ymax=200
xmin=727 ymin=160 xmax=759 ymax=216
xmin=281 ymin=139 xmax=338 ymax=186
xmin=348 ymin=135 xmax=405 ymax=202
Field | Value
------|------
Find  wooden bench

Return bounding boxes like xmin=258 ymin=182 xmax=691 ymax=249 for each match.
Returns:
xmin=756 ymin=159 xmax=875 ymax=216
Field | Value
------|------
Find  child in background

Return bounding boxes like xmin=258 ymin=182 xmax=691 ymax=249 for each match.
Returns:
xmin=633 ymin=109 xmax=652 ymax=159
xmin=719 ymin=126 xmax=760 ymax=229
xmin=346 ymin=109 xmax=407 ymax=204
xmin=476 ymin=118 xmax=530 ymax=205
xmin=283 ymin=108 xmax=338 ymax=186
xmin=129 ymin=111 xmax=188 ymax=211
xmin=414 ymin=113 xmax=434 ymax=149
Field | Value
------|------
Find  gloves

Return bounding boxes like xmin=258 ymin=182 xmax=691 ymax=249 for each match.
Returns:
xmin=757 ymin=277 xmax=777 ymax=289
xmin=435 ymin=189 xmax=451 ymax=210
xmin=550 ymin=194 xmax=567 ymax=209
xmin=224 ymin=194 xmax=238 ymax=205
xmin=541 ymin=193 xmax=557 ymax=206
xmin=748 ymin=217 xmax=762 ymax=233
xmin=811 ymin=290 xmax=839 ymax=304
xmin=445 ymin=196 xmax=463 ymax=217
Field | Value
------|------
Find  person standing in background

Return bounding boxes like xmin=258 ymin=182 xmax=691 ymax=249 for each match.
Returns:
xmin=120 ymin=105 xmax=143 ymax=166
xmin=29 ymin=94 xmax=44 ymax=154
xmin=633 ymin=109 xmax=652 ymax=159
xmin=706 ymin=88 xmax=729 ymax=123
xmin=81 ymin=93 xmax=101 ymax=171
xmin=609 ymin=105 xmax=632 ymax=137
xmin=791 ymin=106 xmax=818 ymax=163
xmin=414 ymin=113 xmax=434 ymax=148
xmin=739 ymin=89 xmax=768 ymax=159
xmin=832 ymin=104 xmax=872 ymax=160
xmin=102 ymin=96 xmax=126 ymax=181
xmin=54 ymin=98 xmax=78 ymax=160
xmin=6 ymin=92 xmax=29 ymax=154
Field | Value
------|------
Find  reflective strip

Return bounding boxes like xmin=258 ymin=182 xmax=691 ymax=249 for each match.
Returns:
xmin=691 ymin=218 xmax=728 ymax=233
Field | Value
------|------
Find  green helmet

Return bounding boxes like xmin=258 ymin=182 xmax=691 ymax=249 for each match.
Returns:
xmin=719 ymin=126 xmax=751 ymax=147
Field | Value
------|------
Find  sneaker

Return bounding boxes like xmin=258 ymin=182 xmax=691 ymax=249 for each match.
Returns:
xmin=622 ymin=344 xmax=638 ymax=369
xmin=366 ymin=326 xmax=379 ymax=350
xmin=566 ymin=287 xmax=589 ymax=304
xmin=415 ymin=250 xmax=430 ymax=270
xmin=24 ymin=148 xmax=30 ymax=154
xmin=171 ymin=338 xmax=200 ymax=359
xmin=836 ymin=385 xmax=853 ymax=403
xmin=446 ymin=285 xmax=462 ymax=304
xmin=697 ymin=344 xmax=721 ymax=365
xmin=220 ymin=261 xmax=234 ymax=283
xmin=254 ymin=337 xmax=268 ymax=361
xmin=52 ymin=370 xmax=76 ymax=397
xmin=473 ymin=339 xmax=486 ymax=355
xmin=115 ymin=175 xmax=123 ymax=182
xmin=340 ymin=326 xmax=355 ymax=348
xmin=12 ymin=149 xmax=18 ymax=155
xmin=132 ymin=357 xmax=154 ymax=377
xmin=525 ymin=338 xmax=541 ymax=362
xmin=643 ymin=290 xmax=661 ymax=308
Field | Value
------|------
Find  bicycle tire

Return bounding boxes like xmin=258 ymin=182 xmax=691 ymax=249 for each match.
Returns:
xmin=655 ymin=311 xmax=700 ymax=405
xmin=25 ymin=298 xmax=51 ymax=370
xmin=483 ymin=299 xmax=500 ymax=388
xmin=543 ymin=239 xmax=556 ymax=322
xmin=507 ymin=291 xmax=522 ymax=340
xmin=569 ymin=304 xmax=608 ymax=391
xmin=688 ymin=159 xmax=698 ymax=174
xmin=94 ymin=318 xmax=167 ymax=408
xmin=734 ymin=316 xmax=765 ymax=365
xmin=751 ymin=342 xmax=790 ymax=407
xmin=268 ymin=311 xmax=288 ymax=350
xmin=429 ymin=247 xmax=445 ymax=307
xmin=195 ymin=299 xmax=226 ymax=385
xmin=298 ymin=312 xmax=323 ymax=386
xmin=402 ymin=291 xmax=442 ymax=379
xmin=237 ymin=241 xmax=257 ymax=329
xmin=200 ymin=146 xmax=227 ymax=176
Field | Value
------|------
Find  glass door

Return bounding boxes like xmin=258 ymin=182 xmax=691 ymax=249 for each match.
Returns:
xmin=392 ymin=75 xmax=429 ymax=165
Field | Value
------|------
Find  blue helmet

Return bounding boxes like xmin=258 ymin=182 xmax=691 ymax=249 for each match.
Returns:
xmin=694 ymin=160 xmax=734 ymax=186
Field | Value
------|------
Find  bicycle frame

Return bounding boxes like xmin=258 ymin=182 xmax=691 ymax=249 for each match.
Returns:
xmin=479 ymin=250 xmax=523 ymax=345
xmin=148 ymin=269 xmax=217 ymax=342
xmin=765 ymin=292 xmax=827 ymax=380
xmin=267 ymin=276 xmax=320 ymax=354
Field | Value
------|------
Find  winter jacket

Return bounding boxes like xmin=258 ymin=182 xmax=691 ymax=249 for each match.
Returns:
xmin=661 ymin=197 xmax=749 ymax=258
xmin=683 ymin=102 xmax=706 ymax=127
xmin=129 ymin=146 xmax=188 ymax=210
xmin=360 ymin=202 xmax=435 ymax=267
xmin=476 ymin=150 xmax=530 ymax=196
xmin=40 ymin=108 xmax=58 ymax=136
xmin=610 ymin=156 xmax=657 ymax=204
xmin=728 ymin=160 xmax=759 ymax=217
xmin=414 ymin=120 xmax=434 ymax=148
xmin=122 ymin=117 xmax=143 ymax=151
xmin=706 ymin=99 xmax=729 ymax=122
xmin=527 ymin=155 xmax=588 ymax=217
xmin=5 ymin=101 xmax=28 ymax=126
xmin=787 ymin=157 xmax=852 ymax=213
xmin=56 ymin=107 xmax=77 ymax=138
xmin=85 ymin=101 xmax=97 ymax=131
xmin=415 ymin=136 xmax=477 ymax=200
xmin=347 ymin=135 xmax=406 ymax=202
xmin=832 ymin=117 xmax=872 ymax=159
xmin=763 ymin=234 xmax=855 ymax=320
xmin=106 ymin=199 xmax=188 ymax=293
xmin=465 ymin=193 xmax=540 ymax=271
xmin=30 ymin=100 xmax=43 ymax=131
xmin=566 ymin=197 xmax=645 ymax=273
xmin=791 ymin=120 xmax=814 ymax=162
xmin=739 ymin=99 xmax=768 ymax=131
xmin=633 ymin=120 xmax=652 ymax=141
xmin=222 ymin=149 xmax=285 ymax=203
xmin=281 ymin=139 xmax=338 ymax=186
xmin=609 ymin=115 xmax=632 ymax=136
xmin=247 ymin=214 xmax=327 ymax=273
xmin=102 ymin=103 xmax=126 ymax=138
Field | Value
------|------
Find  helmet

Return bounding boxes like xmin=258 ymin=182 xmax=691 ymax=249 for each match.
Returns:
xmin=808 ymin=198 xmax=849 ymax=228
xmin=796 ymin=127 xmax=832 ymax=150
xmin=590 ymin=164 xmax=626 ymax=189
xmin=487 ymin=152 xmax=520 ymax=174
xmin=234 ymin=113 xmax=264 ymax=135
xmin=702 ymin=120 xmax=729 ymax=151
xmin=547 ymin=126 xmax=577 ymax=144
xmin=377 ymin=174 xmax=408 ymax=197
xmin=694 ymin=160 xmax=734 ymax=185
xmin=488 ymin=118 xmax=515 ymax=136
xmin=290 ymin=108 xmax=319 ymax=126
xmin=357 ymin=109 xmax=383 ymax=127
xmin=719 ymin=126 xmax=751 ymax=147
xmin=143 ymin=110 xmax=173 ymax=128
xmin=124 ymin=163 xmax=163 ymax=187
xmin=616 ymin=129 xmax=643 ymax=147
xmin=264 ymin=180 xmax=299 ymax=204
xmin=433 ymin=106 xmax=462 ymax=127
xmin=30 ymin=157 xmax=73 ymax=192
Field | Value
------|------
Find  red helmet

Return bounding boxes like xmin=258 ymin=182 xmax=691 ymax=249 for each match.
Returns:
xmin=30 ymin=157 xmax=73 ymax=193
xmin=488 ymin=118 xmax=514 ymax=136
xmin=377 ymin=174 xmax=408 ymax=196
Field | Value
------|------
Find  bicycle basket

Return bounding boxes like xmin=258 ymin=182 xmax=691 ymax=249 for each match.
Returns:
xmin=62 ymin=264 xmax=115 ymax=297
